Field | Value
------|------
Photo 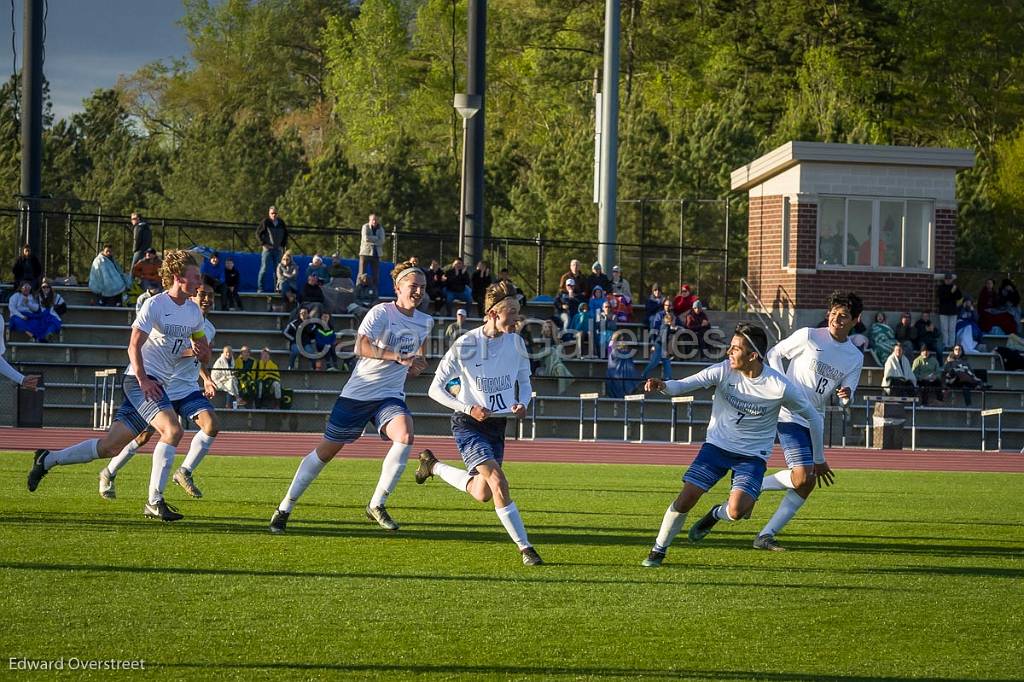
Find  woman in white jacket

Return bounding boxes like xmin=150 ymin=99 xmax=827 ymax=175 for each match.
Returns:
xmin=882 ymin=343 xmax=916 ymax=397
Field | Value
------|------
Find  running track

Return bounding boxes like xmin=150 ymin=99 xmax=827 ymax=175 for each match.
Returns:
xmin=1 ymin=427 xmax=1022 ymax=473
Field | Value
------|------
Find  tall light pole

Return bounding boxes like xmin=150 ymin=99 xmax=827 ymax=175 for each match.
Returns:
xmin=597 ymin=0 xmax=620 ymax=271
xmin=454 ymin=93 xmax=481 ymax=260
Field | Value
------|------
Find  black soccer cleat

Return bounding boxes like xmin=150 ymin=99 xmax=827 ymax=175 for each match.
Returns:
xmin=27 ymin=449 xmax=50 ymax=492
xmin=642 ymin=548 xmax=666 ymax=567
xmin=688 ymin=506 xmax=721 ymax=543
xmin=414 ymin=449 xmax=438 ymax=485
xmin=269 ymin=509 xmax=290 ymax=534
xmin=143 ymin=499 xmax=184 ymax=522
xmin=521 ymin=546 xmax=544 ymax=566
xmin=753 ymin=534 xmax=786 ymax=552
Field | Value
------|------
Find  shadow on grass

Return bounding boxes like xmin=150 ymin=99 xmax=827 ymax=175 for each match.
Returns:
xmin=153 ymin=661 xmax=1008 ymax=681
xmin=0 ymin=560 xmax=906 ymax=592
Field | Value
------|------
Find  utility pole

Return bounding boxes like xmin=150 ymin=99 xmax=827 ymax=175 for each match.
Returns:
xmin=596 ymin=0 xmax=620 ymax=271
xmin=20 ymin=0 xmax=44 ymax=256
xmin=464 ymin=0 xmax=486 ymax=267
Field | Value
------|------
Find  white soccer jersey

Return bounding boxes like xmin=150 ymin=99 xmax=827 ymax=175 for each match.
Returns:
xmin=341 ymin=302 xmax=434 ymax=401
xmin=125 ymin=293 xmax=205 ymax=384
xmin=664 ymin=360 xmax=824 ymax=463
xmin=163 ymin=318 xmax=217 ymax=400
xmin=766 ymin=326 xmax=864 ymax=427
xmin=429 ymin=327 xmax=533 ymax=415
xmin=0 ymin=315 xmax=25 ymax=385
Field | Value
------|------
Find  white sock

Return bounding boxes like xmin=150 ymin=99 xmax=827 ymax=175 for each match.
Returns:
xmin=279 ymin=451 xmax=327 ymax=513
xmin=760 ymin=490 xmax=806 ymax=538
xmin=182 ymin=431 xmax=215 ymax=472
xmin=713 ymin=503 xmax=736 ymax=522
xmin=369 ymin=442 xmax=412 ymax=508
xmin=495 ymin=501 xmax=530 ymax=550
xmin=46 ymin=439 xmax=99 ymax=470
xmin=107 ymin=440 xmax=140 ymax=475
xmin=761 ymin=469 xmax=795 ymax=491
xmin=148 ymin=442 xmax=176 ymax=505
xmin=433 ymin=461 xmax=471 ymax=492
xmin=654 ymin=502 xmax=687 ymax=552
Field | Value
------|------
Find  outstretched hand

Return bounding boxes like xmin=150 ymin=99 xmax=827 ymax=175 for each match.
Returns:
xmin=814 ymin=462 xmax=835 ymax=488
xmin=644 ymin=378 xmax=666 ymax=393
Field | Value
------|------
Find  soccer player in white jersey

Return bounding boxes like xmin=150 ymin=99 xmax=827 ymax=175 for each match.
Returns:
xmin=754 ymin=291 xmax=864 ymax=550
xmin=639 ymin=323 xmax=824 ymax=567
xmin=416 ymin=281 xmax=543 ymax=566
xmin=27 ymin=251 xmax=210 ymax=522
xmin=0 ymin=314 xmax=39 ymax=390
xmin=98 ymin=279 xmax=221 ymax=501
xmin=269 ymin=260 xmax=433 ymax=533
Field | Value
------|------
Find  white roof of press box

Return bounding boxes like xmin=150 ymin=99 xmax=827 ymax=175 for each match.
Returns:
xmin=730 ymin=141 xmax=975 ymax=192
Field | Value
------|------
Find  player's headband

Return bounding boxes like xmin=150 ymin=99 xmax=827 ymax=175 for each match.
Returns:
xmin=394 ymin=266 xmax=424 ymax=284
xmin=737 ymin=327 xmax=765 ymax=360
xmin=486 ymin=292 xmax=517 ymax=314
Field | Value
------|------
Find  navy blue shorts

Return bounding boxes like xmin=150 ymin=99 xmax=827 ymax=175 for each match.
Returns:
xmin=777 ymin=422 xmax=814 ymax=469
xmin=452 ymin=413 xmax=507 ymax=475
xmin=324 ymin=396 xmax=410 ymax=444
xmin=683 ymin=442 xmax=768 ymax=500
xmin=114 ymin=388 xmax=215 ymax=437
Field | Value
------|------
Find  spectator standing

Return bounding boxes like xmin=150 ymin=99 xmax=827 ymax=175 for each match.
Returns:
xmin=201 ymin=252 xmax=227 ymax=307
xmin=471 ymin=261 xmax=493 ymax=317
xmin=672 ymin=284 xmax=696 ymax=316
xmin=12 ymin=244 xmax=42 ymax=289
xmin=936 ymin=273 xmax=962 ymax=351
xmin=683 ymin=299 xmax=711 ymax=358
xmin=257 ymin=206 xmax=288 ymax=293
xmin=129 ymin=212 xmax=151 ymax=269
xmin=223 ymin=257 xmax=243 ymax=310
xmin=445 ymin=309 xmax=469 ymax=348
xmin=444 ymin=258 xmax=473 ymax=314
xmin=212 ymin=346 xmax=243 ymax=408
xmin=586 ymin=262 xmax=611 ymax=298
xmin=88 ymin=244 xmax=129 ymax=306
xmin=911 ymin=346 xmax=943 ymax=406
xmin=358 ymin=213 xmax=386 ymax=290
xmin=558 ymin=259 xmax=585 ymax=294
xmin=610 ymin=265 xmax=632 ymax=299
xmin=943 ymin=344 xmax=985 ymax=406
xmin=882 ymin=343 xmax=916 ymax=396
xmin=131 ymin=248 xmax=162 ymax=292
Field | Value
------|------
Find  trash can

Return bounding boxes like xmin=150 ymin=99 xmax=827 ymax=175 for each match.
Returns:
xmin=16 ymin=374 xmax=45 ymax=428
xmin=871 ymin=401 xmax=905 ymax=450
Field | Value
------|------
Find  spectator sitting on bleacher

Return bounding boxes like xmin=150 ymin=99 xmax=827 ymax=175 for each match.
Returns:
xmin=683 ymin=299 xmax=711 ymax=359
xmin=284 ymin=307 xmax=315 ymax=370
xmin=276 ymin=250 xmax=298 ymax=297
xmin=554 ymin=278 xmax=584 ymax=329
xmin=223 ymin=257 xmax=243 ymax=310
xmin=894 ymin=312 xmax=916 ymax=354
xmin=569 ymin=301 xmax=591 ymax=353
xmin=131 ymin=248 xmax=162 ymax=292
xmin=426 ymin=259 xmax=446 ymax=313
xmin=444 ymin=257 xmax=473 ymax=314
xmin=596 ymin=300 xmax=619 ymax=351
xmin=445 ymin=308 xmax=469 ymax=349
xmin=558 ymin=259 xmax=584 ymax=294
xmin=234 ymin=345 xmax=257 ymax=404
xmin=300 ymin=272 xmax=325 ymax=309
xmin=672 ymin=283 xmax=696 ymax=316
xmin=943 ymin=344 xmax=985 ymax=406
xmin=256 ymin=347 xmax=283 ymax=405
xmin=588 ymin=285 xmax=607 ymax=319
xmin=471 ymin=261 xmax=493 ymax=317
xmin=914 ymin=312 xmax=942 ymax=354
xmin=88 ymin=244 xmax=129 ymax=307
xmin=977 ymin=278 xmax=1016 ymax=334
xmin=307 ymin=255 xmax=330 ymax=285
xmin=587 ymin=262 xmax=611 ymax=298
xmin=610 ymin=265 xmax=632 ymax=299
xmin=38 ymin=278 xmax=66 ymax=319
xmin=882 ymin=342 xmax=916 ymax=397
xmin=849 ymin=315 xmax=869 ymax=352
xmin=135 ymin=282 xmax=161 ymax=311
xmin=912 ymin=346 xmax=943 ymax=406
xmin=994 ymin=333 xmax=1024 ymax=371
xmin=201 ymin=252 xmax=227 ymax=307
xmin=212 ymin=345 xmax=243 ymax=408
xmin=642 ymin=297 xmax=679 ymax=381
xmin=644 ymin=283 xmax=664 ymax=327
xmin=956 ymin=298 xmax=985 ymax=353
xmin=12 ymin=243 xmax=43 ymax=290
xmin=605 ymin=329 xmax=640 ymax=399
xmin=868 ymin=311 xmax=897 ymax=365
xmin=536 ymin=320 xmax=573 ymax=395
xmin=314 ymin=311 xmax=337 ymax=371
xmin=997 ymin=278 xmax=1021 ymax=331
xmin=346 ymin=273 xmax=378 ymax=320
xmin=8 ymin=280 xmax=59 ymax=342
xmin=605 ymin=290 xmax=632 ymax=322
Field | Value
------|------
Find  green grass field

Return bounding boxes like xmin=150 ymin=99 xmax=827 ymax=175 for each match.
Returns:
xmin=1 ymin=451 xmax=1022 ymax=681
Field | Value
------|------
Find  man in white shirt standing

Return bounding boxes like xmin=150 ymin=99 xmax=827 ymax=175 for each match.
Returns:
xmin=756 ymin=292 xmax=864 ymax=551
xmin=28 ymin=251 xmax=210 ymax=523
xmin=639 ymin=323 xmax=824 ymax=567
xmin=358 ymin=212 xmax=386 ymax=292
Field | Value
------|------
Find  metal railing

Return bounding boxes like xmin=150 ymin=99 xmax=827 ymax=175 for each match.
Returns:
xmin=739 ymin=277 xmax=783 ymax=344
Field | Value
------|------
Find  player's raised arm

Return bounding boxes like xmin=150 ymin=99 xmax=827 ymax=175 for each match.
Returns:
xmin=646 ymin=361 xmax=723 ymax=397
